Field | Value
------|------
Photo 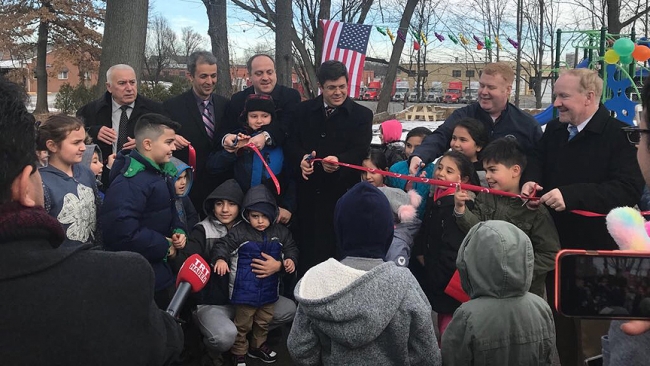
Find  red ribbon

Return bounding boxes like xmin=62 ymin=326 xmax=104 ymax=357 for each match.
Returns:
xmin=309 ymin=157 xmax=648 ymax=218
xmin=188 ymin=144 xmax=196 ymax=174
xmin=311 ymin=158 xmax=538 ymax=201
xmin=244 ymin=143 xmax=281 ymax=195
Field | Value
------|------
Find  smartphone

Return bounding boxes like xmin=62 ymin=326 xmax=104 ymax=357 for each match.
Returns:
xmin=584 ymin=355 xmax=603 ymax=366
xmin=556 ymin=250 xmax=650 ymax=319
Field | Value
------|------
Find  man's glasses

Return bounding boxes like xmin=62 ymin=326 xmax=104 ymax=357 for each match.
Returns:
xmin=622 ymin=126 xmax=650 ymax=145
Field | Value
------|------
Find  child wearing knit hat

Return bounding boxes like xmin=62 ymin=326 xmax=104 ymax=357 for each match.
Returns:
xmin=288 ymin=182 xmax=441 ymax=366
xmin=377 ymin=119 xmax=407 ymax=166
xmin=206 ymin=93 xmax=295 ymax=225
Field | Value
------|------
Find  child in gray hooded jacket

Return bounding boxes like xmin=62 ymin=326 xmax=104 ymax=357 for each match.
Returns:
xmin=288 ymin=181 xmax=440 ymax=366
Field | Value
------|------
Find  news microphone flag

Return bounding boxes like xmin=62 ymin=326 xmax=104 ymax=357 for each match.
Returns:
xmin=167 ymin=254 xmax=211 ymax=317
xmin=320 ymin=20 xmax=372 ymax=99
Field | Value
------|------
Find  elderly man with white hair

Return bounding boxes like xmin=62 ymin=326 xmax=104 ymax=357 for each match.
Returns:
xmin=77 ymin=64 xmax=164 ymax=185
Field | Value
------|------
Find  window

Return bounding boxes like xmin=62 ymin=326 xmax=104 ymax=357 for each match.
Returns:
xmin=466 ymin=70 xmax=475 ymax=77
xmin=58 ymin=70 xmax=68 ymax=80
xmin=452 ymin=70 xmax=461 ymax=77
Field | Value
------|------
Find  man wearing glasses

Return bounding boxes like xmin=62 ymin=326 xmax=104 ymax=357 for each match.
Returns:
xmin=288 ymin=60 xmax=373 ymax=276
xmin=523 ymin=68 xmax=644 ymax=366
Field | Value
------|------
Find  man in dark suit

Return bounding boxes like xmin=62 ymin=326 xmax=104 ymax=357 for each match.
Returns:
xmin=409 ymin=62 xmax=542 ymax=174
xmin=523 ymin=68 xmax=644 ymax=366
xmin=221 ymin=54 xmax=301 ymax=152
xmin=287 ymin=60 xmax=373 ymax=276
xmin=0 ymin=76 xmax=183 ymax=365
xmin=77 ymin=64 xmax=163 ymax=186
xmin=163 ymin=51 xmax=229 ymax=211
xmin=221 ymin=54 xmax=301 ymax=224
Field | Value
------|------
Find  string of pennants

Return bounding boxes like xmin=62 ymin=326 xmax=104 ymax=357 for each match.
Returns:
xmin=375 ymin=25 xmax=519 ymax=51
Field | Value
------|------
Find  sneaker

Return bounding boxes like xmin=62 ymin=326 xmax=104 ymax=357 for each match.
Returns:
xmin=246 ymin=343 xmax=277 ymax=363
xmin=233 ymin=354 xmax=246 ymax=366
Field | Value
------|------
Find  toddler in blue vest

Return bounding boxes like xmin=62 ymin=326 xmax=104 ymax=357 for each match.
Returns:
xmin=211 ymin=184 xmax=298 ymax=365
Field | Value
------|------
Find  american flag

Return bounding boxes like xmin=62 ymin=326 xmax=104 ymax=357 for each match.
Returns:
xmin=320 ymin=20 xmax=372 ymax=99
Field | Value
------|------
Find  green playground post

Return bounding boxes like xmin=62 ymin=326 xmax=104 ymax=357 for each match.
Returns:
xmin=601 ymin=27 xmax=608 ymax=103
xmin=599 ymin=27 xmax=606 ymax=79
xmin=630 ymin=28 xmax=636 ymax=86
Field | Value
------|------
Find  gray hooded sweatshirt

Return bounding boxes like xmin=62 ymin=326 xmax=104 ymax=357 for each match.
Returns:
xmin=287 ymin=257 xmax=441 ymax=366
xmin=441 ymin=220 xmax=556 ymax=366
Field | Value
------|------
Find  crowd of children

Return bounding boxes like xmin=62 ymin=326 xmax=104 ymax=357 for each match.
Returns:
xmin=35 ymin=100 xmax=567 ymax=365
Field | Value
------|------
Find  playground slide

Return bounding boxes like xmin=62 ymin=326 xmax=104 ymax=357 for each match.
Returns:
xmin=533 ymin=58 xmax=591 ymax=125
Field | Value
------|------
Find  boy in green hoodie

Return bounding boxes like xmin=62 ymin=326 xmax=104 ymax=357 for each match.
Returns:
xmin=454 ymin=137 xmax=559 ymax=297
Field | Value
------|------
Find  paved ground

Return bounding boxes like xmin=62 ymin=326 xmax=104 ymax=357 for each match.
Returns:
xmin=189 ymin=311 xmax=561 ymax=366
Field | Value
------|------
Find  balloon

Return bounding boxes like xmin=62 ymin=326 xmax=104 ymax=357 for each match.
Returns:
xmin=477 ymin=44 xmax=483 ymax=50
xmin=619 ymin=54 xmax=634 ymax=65
xmin=632 ymin=44 xmax=650 ymax=62
xmin=604 ymin=49 xmax=620 ymax=64
xmin=613 ymin=38 xmax=635 ymax=56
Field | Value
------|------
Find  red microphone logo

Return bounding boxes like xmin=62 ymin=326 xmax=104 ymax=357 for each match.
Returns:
xmin=188 ymin=256 xmax=210 ymax=284
xmin=176 ymin=254 xmax=211 ymax=292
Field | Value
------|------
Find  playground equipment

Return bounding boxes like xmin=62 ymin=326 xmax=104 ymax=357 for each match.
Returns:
xmin=533 ymin=28 xmax=650 ymax=126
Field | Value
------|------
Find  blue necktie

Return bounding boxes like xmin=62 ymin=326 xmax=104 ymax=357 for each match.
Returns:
xmin=568 ymin=125 xmax=578 ymax=141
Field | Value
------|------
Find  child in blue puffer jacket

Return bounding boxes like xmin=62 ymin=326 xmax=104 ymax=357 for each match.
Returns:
xmin=211 ymin=184 xmax=298 ymax=365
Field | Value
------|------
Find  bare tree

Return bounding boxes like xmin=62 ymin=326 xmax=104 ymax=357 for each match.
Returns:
xmin=568 ymin=0 xmax=650 ymax=34
xmin=275 ymin=0 xmax=293 ymax=87
xmin=97 ymin=0 xmax=148 ymax=98
xmin=230 ymin=0 xmax=374 ymax=97
xmin=377 ymin=0 xmax=420 ymax=113
xmin=0 ymin=0 xmax=104 ymax=113
xmin=204 ymin=0 xmax=233 ymax=96
xmin=408 ymin=0 xmax=445 ymax=101
xmin=180 ymin=26 xmax=204 ymax=61
xmin=143 ymin=15 xmax=177 ymax=86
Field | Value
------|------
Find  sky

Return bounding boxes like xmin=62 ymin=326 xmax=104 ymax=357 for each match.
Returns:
xmin=150 ymin=0 xmax=602 ymax=66
xmin=151 ymin=0 xmax=404 ymax=63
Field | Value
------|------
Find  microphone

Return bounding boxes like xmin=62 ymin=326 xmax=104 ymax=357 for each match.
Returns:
xmin=166 ymin=254 xmax=211 ymax=317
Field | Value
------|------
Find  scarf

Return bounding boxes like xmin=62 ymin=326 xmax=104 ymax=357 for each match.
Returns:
xmin=0 ymin=202 xmax=65 ymax=247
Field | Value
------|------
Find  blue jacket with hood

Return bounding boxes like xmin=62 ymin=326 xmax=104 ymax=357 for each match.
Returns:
xmin=210 ymin=185 xmax=299 ymax=307
xmin=40 ymin=163 xmax=98 ymax=248
xmin=170 ymin=157 xmax=199 ymax=232
xmin=100 ymin=149 xmax=185 ymax=292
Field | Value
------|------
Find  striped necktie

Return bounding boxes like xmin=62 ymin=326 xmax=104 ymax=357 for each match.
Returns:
xmin=202 ymin=99 xmax=214 ymax=139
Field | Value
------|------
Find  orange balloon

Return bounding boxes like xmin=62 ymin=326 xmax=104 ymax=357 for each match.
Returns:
xmin=477 ymin=44 xmax=483 ymax=50
xmin=632 ymin=44 xmax=650 ymax=62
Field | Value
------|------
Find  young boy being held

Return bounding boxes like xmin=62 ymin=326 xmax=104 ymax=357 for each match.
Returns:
xmin=210 ymin=94 xmax=295 ymax=224
xmin=101 ymin=113 xmax=186 ymax=309
xmin=454 ymin=137 xmax=559 ymax=297
xmin=211 ymin=184 xmax=298 ymax=365
xmin=441 ymin=220 xmax=555 ymax=365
